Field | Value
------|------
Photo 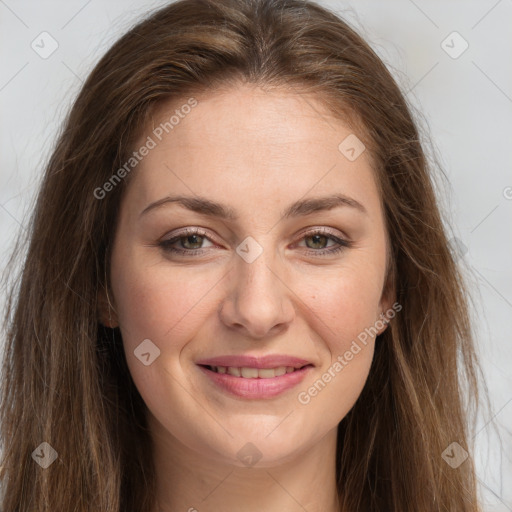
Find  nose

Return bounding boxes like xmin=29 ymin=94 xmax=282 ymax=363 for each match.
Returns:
xmin=219 ymin=244 xmax=295 ymax=339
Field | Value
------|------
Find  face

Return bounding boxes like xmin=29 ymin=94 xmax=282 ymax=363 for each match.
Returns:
xmin=104 ymin=84 xmax=392 ymax=468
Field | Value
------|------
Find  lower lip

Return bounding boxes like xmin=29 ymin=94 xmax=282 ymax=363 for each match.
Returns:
xmin=197 ymin=365 xmax=313 ymax=399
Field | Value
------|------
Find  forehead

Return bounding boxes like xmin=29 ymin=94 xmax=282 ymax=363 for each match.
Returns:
xmin=145 ymin=84 xmax=364 ymax=158
xmin=124 ymin=84 xmax=381 ymax=220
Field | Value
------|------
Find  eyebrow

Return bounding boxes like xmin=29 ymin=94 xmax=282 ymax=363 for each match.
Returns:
xmin=139 ymin=193 xmax=367 ymax=220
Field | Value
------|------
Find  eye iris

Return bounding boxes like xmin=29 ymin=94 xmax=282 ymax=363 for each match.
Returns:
xmin=306 ymin=234 xmax=328 ymax=250
xmin=182 ymin=234 xmax=203 ymax=249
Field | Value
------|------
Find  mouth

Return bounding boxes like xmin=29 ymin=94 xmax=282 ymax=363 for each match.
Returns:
xmin=196 ymin=361 xmax=314 ymax=399
xmin=199 ymin=363 xmax=313 ymax=379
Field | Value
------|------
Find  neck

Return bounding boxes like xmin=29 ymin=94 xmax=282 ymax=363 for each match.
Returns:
xmin=149 ymin=414 xmax=341 ymax=512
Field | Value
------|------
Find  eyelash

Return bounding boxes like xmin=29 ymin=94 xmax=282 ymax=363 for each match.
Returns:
xmin=158 ymin=227 xmax=352 ymax=257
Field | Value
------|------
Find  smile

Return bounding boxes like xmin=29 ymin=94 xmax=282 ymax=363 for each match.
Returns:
xmin=197 ymin=364 xmax=314 ymax=399
xmin=204 ymin=364 xmax=309 ymax=378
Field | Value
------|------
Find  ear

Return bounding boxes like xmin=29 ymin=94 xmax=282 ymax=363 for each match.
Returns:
xmin=97 ymin=286 xmax=119 ymax=328
xmin=376 ymin=266 xmax=396 ymax=335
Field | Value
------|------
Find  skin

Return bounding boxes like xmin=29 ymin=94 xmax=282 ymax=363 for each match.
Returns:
xmin=99 ymin=83 xmax=393 ymax=512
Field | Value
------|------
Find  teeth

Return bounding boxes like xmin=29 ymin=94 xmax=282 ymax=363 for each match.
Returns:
xmin=274 ymin=366 xmax=287 ymax=377
xmin=211 ymin=365 xmax=303 ymax=378
xmin=241 ymin=367 xmax=258 ymax=378
xmin=259 ymin=368 xmax=277 ymax=378
xmin=227 ymin=366 xmax=241 ymax=377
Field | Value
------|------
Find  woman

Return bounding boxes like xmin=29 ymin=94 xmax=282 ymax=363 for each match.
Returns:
xmin=0 ymin=0 xmax=486 ymax=510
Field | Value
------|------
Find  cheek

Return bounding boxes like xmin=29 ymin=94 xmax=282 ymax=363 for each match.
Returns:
xmin=110 ymin=246 xmax=217 ymax=350
xmin=292 ymin=254 xmax=384 ymax=410
xmin=311 ymin=281 xmax=378 ymax=368
xmin=302 ymin=260 xmax=385 ymax=344
xmin=295 ymin=273 xmax=379 ymax=422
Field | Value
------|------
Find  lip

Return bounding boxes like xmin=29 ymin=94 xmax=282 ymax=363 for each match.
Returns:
xmin=197 ymin=364 xmax=313 ymax=399
xmin=195 ymin=354 xmax=312 ymax=369
xmin=195 ymin=354 xmax=314 ymax=400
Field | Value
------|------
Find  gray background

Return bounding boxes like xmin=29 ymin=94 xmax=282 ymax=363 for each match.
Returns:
xmin=1 ymin=0 xmax=511 ymax=509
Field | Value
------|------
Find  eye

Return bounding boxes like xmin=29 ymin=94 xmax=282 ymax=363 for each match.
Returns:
xmin=158 ymin=226 xmax=352 ymax=257
xmin=158 ymin=228 xmax=215 ymax=255
xmin=295 ymin=227 xmax=352 ymax=257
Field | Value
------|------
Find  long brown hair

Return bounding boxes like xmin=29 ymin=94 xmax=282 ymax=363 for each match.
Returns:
xmin=0 ymin=0 xmax=485 ymax=510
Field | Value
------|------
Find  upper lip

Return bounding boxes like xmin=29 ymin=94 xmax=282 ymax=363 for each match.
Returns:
xmin=195 ymin=354 xmax=313 ymax=369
